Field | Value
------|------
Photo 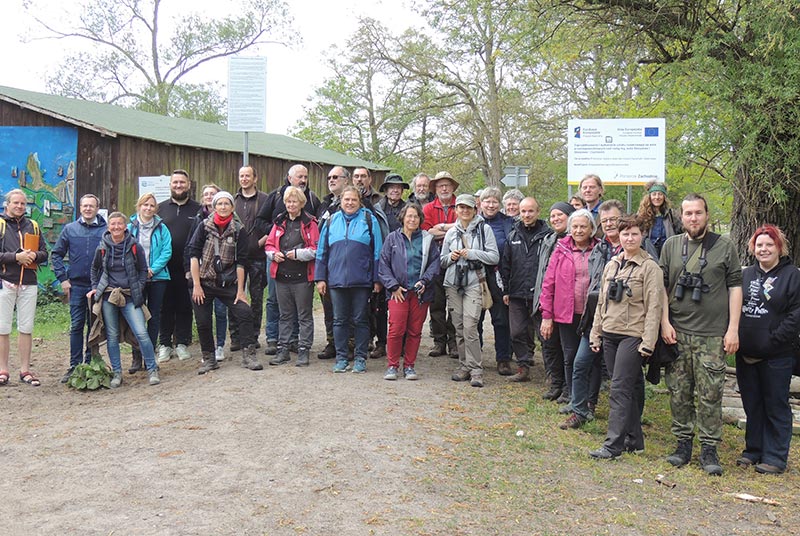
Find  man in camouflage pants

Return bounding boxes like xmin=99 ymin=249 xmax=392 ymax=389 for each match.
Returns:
xmin=660 ymin=193 xmax=742 ymax=476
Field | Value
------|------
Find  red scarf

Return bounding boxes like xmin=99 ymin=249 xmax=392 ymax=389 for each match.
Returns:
xmin=213 ymin=212 xmax=233 ymax=233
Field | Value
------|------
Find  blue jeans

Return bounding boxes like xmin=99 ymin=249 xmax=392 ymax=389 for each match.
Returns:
xmin=102 ymin=299 xmax=156 ymax=373
xmin=571 ymin=335 xmax=602 ymax=419
xmin=265 ymin=258 xmax=299 ymax=343
xmin=330 ymin=287 xmax=371 ymax=361
xmin=68 ymin=284 xmax=92 ymax=367
xmin=214 ymin=298 xmax=227 ymax=347
xmin=736 ymin=354 xmax=794 ymax=470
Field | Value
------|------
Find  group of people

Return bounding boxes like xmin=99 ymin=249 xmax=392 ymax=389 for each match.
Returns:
xmin=0 ymin=168 xmax=796 ymax=476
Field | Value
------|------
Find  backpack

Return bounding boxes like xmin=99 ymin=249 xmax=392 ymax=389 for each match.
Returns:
xmin=0 ymin=217 xmax=40 ymax=242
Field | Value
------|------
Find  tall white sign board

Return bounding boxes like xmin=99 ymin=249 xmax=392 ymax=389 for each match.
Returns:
xmin=567 ymin=118 xmax=666 ymax=185
xmin=227 ymin=57 xmax=268 ymax=132
xmin=139 ymin=175 xmax=172 ymax=204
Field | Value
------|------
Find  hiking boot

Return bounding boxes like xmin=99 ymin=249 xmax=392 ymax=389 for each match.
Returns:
xmin=369 ymin=344 xmax=386 ymax=359
xmin=157 ymin=345 xmax=173 ymax=363
xmin=229 ymin=340 xmax=242 ymax=352
xmin=384 ymin=366 xmax=398 ymax=381
xmin=542 ymin=385 xmax=562 ymax=400
xmin=269 ymin=348 xmax=291 ymax=366
xmin=755 ymin=463 xmax=784 ymax=475
xmin=128 ymin=351 xmax=143 ymax=374
xmin=447 ymin=345 xmax=459 ymax=359
xmin=470 ymin=373 xmax=484 ymax=388
xmin=198 ymin=353 xmax=219 ymax=375
xmin=699 ymin=444 xmax=723 ymax=476
xmin=215 ymin=346 xmax=225 ymax=362
xmin=175 ymin=344 xmax=191 ymax=361
xmin=352 ymin=358 xmax=367 ymax=374
xmin=148 ymin=370 xmax=161 ymax=386
xmin=318 ymin=342 xmax=336 ymax=360
xmin=451 ymin=368 xmax=470 ymax=382
xmin=558 ymin=404 xmax=573 ymax=414
xmin=624 ymin=439 xmax=645 ymax=454
xmin=264 ymin=340 xmax=278 ymax=356
xmin=60 ymin=366 xmax=76 ymax=384
xmin=497 ymin=361 xmax=514 ymax=376
xmin=288 ymin=340 xmax=299 ymax=354
xmin=428 ymin=344 xmax=446 ymax=357
xmin=556 ymin=391 xmax=571 ymax=405
xmin=296 ymin=348 xmax=310 ymax=367
xmin=559 ymin=413 xmax=586 ymax=430
xmin=736 ymin=456 xmax=756 ymax=468
xmin=333 ymin=360 xmax=349 ymax=373
xmin=403 ymin=367 xmax=418 ymax=381
xmin=666 ymin=439 xmax=693 ymax=467
xmin=242 ymin=345 xmax=264 ymax=371
xmin=110 ymin=372 xmax=123 ymax=388
xmin=508 ymin=366 xmax=530 ymax=382
xmin=589 ymin=446 xmax=620 ymax=460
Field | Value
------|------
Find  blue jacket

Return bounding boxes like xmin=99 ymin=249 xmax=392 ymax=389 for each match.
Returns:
xmin=128 ymin=214 xmax=172 ymax=281
xmin=91 ymin=230 xmax=148 ymax=307
xmin=50 ymin=215 xmax=107 ymax=287
xmin=483 ymin=211 xmax=514 ymax=257
xmin=315 ymin=208 xmax=383 ymax=288
xmin=378 ymin=229 xmax=440 ymax=302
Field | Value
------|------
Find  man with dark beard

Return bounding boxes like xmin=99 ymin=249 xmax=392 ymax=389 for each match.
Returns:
xmin=158 ymin=169 xmax=201 ymax=362
xmin=660 ymin=193 xmax=742 ymax=476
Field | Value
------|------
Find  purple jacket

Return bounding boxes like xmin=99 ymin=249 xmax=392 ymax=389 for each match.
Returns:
xmin=378 ymin=229 xmax=440 ymax=302
xmin=540 ymin=235 xmax=597 ymax=323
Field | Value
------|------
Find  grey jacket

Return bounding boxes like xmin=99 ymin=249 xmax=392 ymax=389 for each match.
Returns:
xmin=440 ymin=215 xmax=499 ymax=289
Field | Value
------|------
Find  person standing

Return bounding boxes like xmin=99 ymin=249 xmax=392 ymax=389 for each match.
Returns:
xmin=441 ymin=194 xmax=499 ymax=388
xmin=501 ymin=197 xmax=550 ymax=382
xmin=532 ymin=201 xmax=574 ymax=399
xmin=588 ymin=216 xmax=663 ymax=459
xmin=128 ymin=193 xmax=172 ymax=374
xmin=51 ymin=194 xmax=107 ymax=383
xmin=231 ymin=165 xmax=269 ymax=351
xmin=89 ymin=212 xmax=160 ymax=388
xmin=256 ymin=164 xmax=321 ymax=356
xmin=735 ymin=225 xmax=800 ymax=475
xmin=637 ymin=181 xmax=682 ymax=257
xmin=157 ymin=169 xmax=201 ymax=362
xmin=376 ymin=173 xmax=408 ymax=232
xmin=579 ymin=174 xmax=604 ymax=220
xmin=661 ymin=193 xmax=742 ymax=476
xmin=502 ymin=189 xmax=524 ymax=219
xmin=421 ymin=171 xmax=459 ymax=357
xmin=0 ymin=189 xmax=48 ymax=387
xmin=408 ymin=173 xmax=435 ymax=206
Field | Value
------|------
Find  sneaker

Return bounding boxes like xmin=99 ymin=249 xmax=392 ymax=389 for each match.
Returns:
xmin=559 ymin=413 xmax=586 ymax=430
xmin=110 ymin=372 xmax=123 ymax=389
xmin=558 ymin=404 xmax=573 ymax=415
xmin=215 ymin=346 xmax=225 ymax=362
xmin=589 ymin=446 xmax=620 ymax=460
xmin=384 ymin=366 xmax=398 ymax=380
xmin=333 ymin=360 xmax=349 ymax=373
xmin=157 ymin=345 xmax=173 ymax=363
xmin=699 ymin=444 xmax=723 ymax=476
xmin=470 ymin=374 xmax=484 ymax=388
xmin=60 ymin=366 xmax=76 ymax=384
xmin=175 ymin=344 xmax=191 ymax=361
xmin=496 ymin=361 xmax=514 ymax=376
xmin=754 ymin=463 xmax=784 ymax=475
xmin=352 ymin=359 xmax=367 ymax=374
xmin=404 ymin=367 xmax=418 ymax=381
xmin=736 ymin=456 xmax=756 ymax=468
xmin=148 ymin=370 xmax=161 ymax=386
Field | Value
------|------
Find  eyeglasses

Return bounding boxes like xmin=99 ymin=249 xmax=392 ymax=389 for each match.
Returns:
xmin=599 ymin=217 xmax=619 ymax=225
xmin=328 ymin=175 xmax=344 ymax=180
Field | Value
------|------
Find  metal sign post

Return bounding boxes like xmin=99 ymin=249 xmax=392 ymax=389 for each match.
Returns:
xmin=501 ymin=165 xmax=529 ymax=188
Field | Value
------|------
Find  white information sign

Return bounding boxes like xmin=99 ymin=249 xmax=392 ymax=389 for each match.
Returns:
xmin=139 ymin=175 xmax=172 ymax=204
xmin=227 ymin=57 xmax=268 ymax=132
xmin=567 ymin=118 xmax=666 ymax=185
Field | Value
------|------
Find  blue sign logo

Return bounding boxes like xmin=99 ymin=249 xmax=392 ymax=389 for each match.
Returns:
xmin=574 ymin=126 xmax=581 ymax=138
xmin=644 ymin=127 xmax=659 ymax=137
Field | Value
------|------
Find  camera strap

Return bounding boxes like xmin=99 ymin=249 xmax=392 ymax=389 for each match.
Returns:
xmin=680 ymin=232 xmax=720 ymax=275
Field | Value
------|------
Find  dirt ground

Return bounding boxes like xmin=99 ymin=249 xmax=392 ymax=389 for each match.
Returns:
xmin=1 ymin=310 xmax=798 ymax=535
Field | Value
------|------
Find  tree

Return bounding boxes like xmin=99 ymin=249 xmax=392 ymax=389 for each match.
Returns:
xmin=557 ymin=0 xmax=800 ymax=262
xmin=26 ymin=0 xmax=293 ymax=123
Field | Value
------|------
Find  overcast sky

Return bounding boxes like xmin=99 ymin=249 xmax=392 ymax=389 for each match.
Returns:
xmin=1 ymin=0 xmax=421 ymax=135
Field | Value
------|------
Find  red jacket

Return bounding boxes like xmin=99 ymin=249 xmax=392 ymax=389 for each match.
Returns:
xmin=265 ymin=211 xmax=319 ymax=282
xmin=421 ymin=196 xmax=456 ymax=230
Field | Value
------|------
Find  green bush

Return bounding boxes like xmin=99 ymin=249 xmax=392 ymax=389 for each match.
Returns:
xmin=67 ymin=355 xmax=113 ymax=390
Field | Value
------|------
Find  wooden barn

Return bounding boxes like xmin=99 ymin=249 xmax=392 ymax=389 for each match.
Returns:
xmin=0 ymin=85 xmax=388 ymax=218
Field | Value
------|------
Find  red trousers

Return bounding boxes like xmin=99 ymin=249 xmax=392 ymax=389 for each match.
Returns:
xmin=386 ymin=297 xmax=430 ymax=368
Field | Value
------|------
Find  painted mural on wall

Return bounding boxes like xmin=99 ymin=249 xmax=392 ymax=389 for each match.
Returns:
xmin=0 ymin=126 xmax=78 ymax=290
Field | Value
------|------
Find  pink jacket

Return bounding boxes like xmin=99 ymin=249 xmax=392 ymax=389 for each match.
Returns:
xmin=540 ymin=235 xmax=597 ymax=323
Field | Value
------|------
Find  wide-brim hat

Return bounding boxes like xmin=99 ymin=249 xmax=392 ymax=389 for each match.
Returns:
xmin=379 ymin=173 xmax=409 ymax=192
xmin=430 ymin=171 xmax=460 ymax=190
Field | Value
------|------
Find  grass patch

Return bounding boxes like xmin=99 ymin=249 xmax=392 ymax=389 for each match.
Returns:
xmin=34 ymin=300 xmax=71 ymax=338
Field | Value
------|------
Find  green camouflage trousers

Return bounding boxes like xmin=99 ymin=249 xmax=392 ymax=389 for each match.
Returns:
xmin=664 ymin=331 xmax=726 ymax=445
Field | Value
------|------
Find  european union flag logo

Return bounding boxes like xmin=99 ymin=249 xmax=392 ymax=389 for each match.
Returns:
xmin=644 ymin=127 xmax=659 ymax=137
xmin=574 ymin=126 xmax=581 ymax=138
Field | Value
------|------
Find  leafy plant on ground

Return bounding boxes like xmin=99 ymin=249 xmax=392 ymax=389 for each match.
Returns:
xmin=67 ymin=355 xmax=112 ymax=390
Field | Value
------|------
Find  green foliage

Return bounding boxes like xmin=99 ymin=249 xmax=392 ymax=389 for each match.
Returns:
xmin=33 ymin=300 xmax=70 ymax=338
xmin=67 ymin=355 xmax=113 ymax=390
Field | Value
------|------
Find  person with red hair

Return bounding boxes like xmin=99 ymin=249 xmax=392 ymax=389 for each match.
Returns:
xmin=736 ymin=224 xmax=800 ymax=474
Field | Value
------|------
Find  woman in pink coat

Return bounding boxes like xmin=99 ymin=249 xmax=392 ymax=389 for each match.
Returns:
xmin=539 ymin=208 xmax=599 ymax=405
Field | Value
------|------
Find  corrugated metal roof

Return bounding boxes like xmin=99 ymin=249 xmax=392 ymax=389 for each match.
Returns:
xmin=0 ymin=85 xmax=388 ymax=170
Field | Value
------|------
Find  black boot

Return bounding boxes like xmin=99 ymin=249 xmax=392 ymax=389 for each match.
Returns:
xmin=542 ymin=384 xmax=562 ymax=400
xmin=128 ymin=349 xmax=143 ymax=374
xmin=198 ymin=352 xmax=219 ymax=375
xmin=699 ymin=444 xmax=723 ymax=476
xmin=666 ymin=439 xmax=693 ymax=467
xmin=296 ymin=348 xmax=310 ymax=367
xmin=317 ymin=341 xmax=336 ymax=359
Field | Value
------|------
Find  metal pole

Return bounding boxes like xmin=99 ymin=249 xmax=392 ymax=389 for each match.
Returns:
xmin=626 ymin=185 xmax=632 ymax=213
xmin=243 ymin=132 xmax=250 ymax=166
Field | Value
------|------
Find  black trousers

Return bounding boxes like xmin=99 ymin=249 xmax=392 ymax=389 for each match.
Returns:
xmin=601 ymin=332 xmax=645 ymax=455
xmin=369 ymin=291 xmax=387 ymax=346
xmin=229 ymin=261 xmax=266 ymax=345
xmin=192 ymin=283 xmax=255 ymax=355
xmin=159 ymin=264 xmax=194 ymax=347
xmin=429 ymin=272 xmax=455 ymax=349
xmin=508 ymin=297 xmax=535 ymax=367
